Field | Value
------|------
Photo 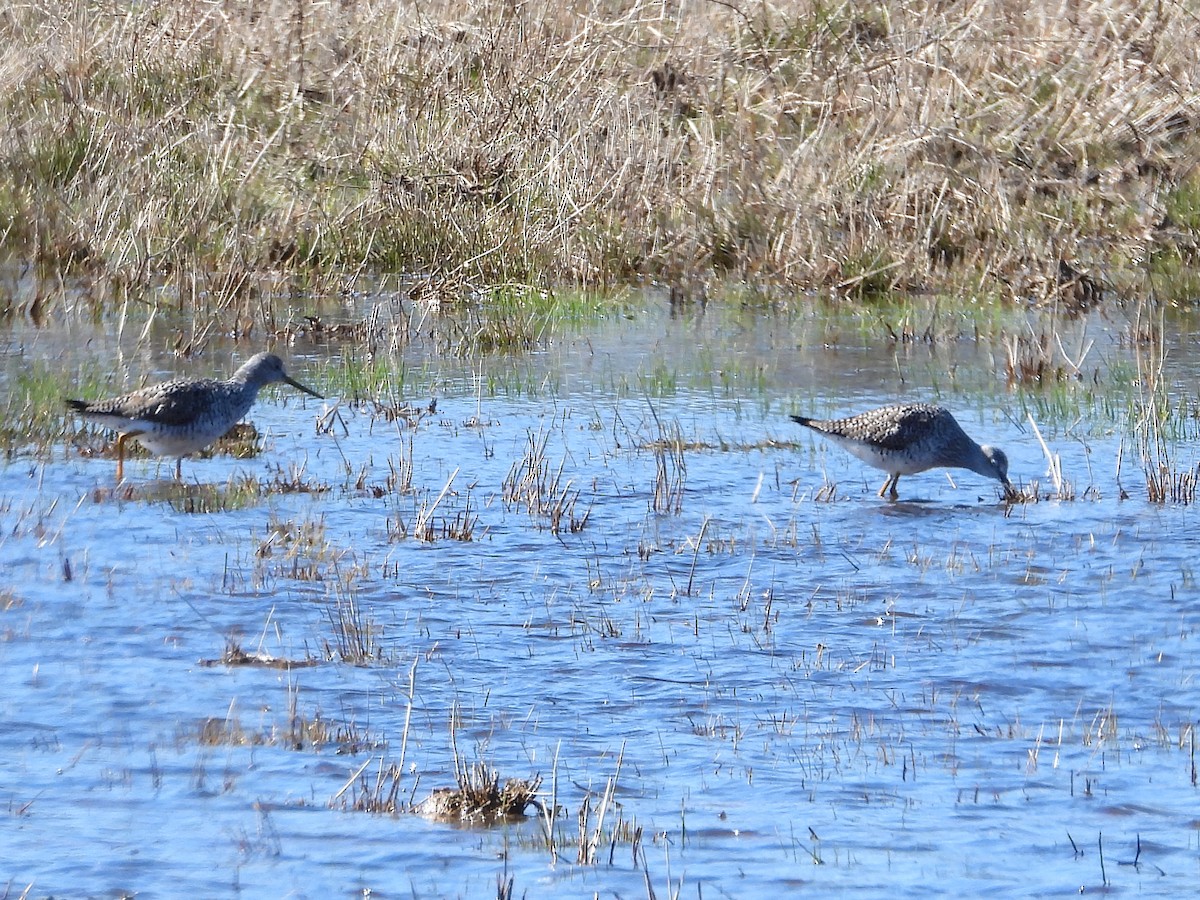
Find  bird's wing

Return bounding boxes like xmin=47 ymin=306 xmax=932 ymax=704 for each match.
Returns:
xmin=119 ymin=380 xmax=227 ymax=427
xmin=867 ymin=405 xmax=942 ymax=452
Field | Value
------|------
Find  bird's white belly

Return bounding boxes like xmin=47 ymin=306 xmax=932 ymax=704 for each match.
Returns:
xmin=842 ymin=441 xmax=931 ymax=475
xmin=131 ymin=423 xmax=233 ymax=457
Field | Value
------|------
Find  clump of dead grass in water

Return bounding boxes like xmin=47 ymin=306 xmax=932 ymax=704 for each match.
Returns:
xmin=0 ymin=587 xmax=21 ymax=615
xmin=415 ymin=763 xmax=541 ymax=824
xmin=188 ymin=694 xmax=381 ymax=754
xmin=323 ymin=582 xmax=385 ymax=664
xmin=193 ymin=712 xmax=379 ymax=753
xmin=502 ymin=429 xmax=589 ymax=533
xmin=649 ymin=422 xmax=687 ymax=514
xmin=573 ymin=742 xmax=634 ymax=865
xmin=388 ymin=468 xmax=484 ymax=542
xmin=254 ymin=514 xmax=359 ymax=583
xmin=644 ymin=402 xmax=686 ymax=514
xmin=416 ymin=719 xmax=541 ymax=824
xmin=334 ymin=682 xmax=541 ymax=825
xmin=2 ymin=0 xmax=1195 ymax=306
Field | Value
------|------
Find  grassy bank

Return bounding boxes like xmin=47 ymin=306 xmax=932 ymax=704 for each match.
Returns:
xmin=1 ymin=0 xmax=1197 ymax=302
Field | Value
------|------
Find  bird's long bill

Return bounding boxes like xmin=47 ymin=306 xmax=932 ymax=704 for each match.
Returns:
xmin=284 ymin=375 xmax=324 ymax=399
xmin=1000 ymin=478 xmax=1018 ymax=501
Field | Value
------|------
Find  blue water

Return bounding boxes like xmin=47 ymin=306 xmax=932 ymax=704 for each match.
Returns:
xmin=2 ymin=294 xmax=1199 ymax=897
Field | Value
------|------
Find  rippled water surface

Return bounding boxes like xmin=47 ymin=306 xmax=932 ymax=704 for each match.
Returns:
xmin=3 ymin=292 xmax=1200 ymax=897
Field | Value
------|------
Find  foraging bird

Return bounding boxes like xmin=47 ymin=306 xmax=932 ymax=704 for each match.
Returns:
xmin=791 ymin=403 xmax=1012 ymax=499
xmin=66 ymin=352 xmax=323 ymax=482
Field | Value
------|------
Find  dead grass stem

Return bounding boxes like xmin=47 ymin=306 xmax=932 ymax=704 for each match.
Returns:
xmin=577 ymin=740 xmax=632 ymax=865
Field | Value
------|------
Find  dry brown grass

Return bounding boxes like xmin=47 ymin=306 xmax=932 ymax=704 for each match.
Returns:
xmin=190 ymin=704 xmax=379 ymax=753
xmin=2 ymin=0 xmax=1195 ymax=305
xmin=414 ymin=764 xmax=541 ymax=824
xmin=1125 ymin=314 xmax=1200 ymax=503
xmin=502 ymin=428 xmax=588 ymax=532
xmin=650 ymin=421 xmax=687 ymax=514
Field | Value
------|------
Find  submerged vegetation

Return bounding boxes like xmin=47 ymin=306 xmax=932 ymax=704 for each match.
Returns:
xmin=0 ymin=0 xmax=1196 ymax=307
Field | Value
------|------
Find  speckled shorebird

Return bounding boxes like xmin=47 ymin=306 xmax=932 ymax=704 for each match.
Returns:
xmin=66 ymin=352 xmax=323 ymax=482
xmin=791 ymin=403 xmax=1012 ymax=499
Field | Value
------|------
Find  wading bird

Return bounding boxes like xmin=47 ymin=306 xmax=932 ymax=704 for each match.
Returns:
xmin=67 ymin=352 xmax=323 ymax=482
xmin=791 ymin=403 xmax=1012 ymax=499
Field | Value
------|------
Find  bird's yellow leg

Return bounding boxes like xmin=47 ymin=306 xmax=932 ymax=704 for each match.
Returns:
xmin=115 ymin=433 xmax=127 ymax=483
xmin=175 ymin=458 xmax=183 ymax=481
xmin=890 ymin=476 xmax=900 ymax=499
xmin=878 ymin=474 xmax=900 ymax=499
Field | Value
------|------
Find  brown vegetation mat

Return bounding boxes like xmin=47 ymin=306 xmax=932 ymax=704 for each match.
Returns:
xmin=2 ymin=0 xmax=1197 ymax=301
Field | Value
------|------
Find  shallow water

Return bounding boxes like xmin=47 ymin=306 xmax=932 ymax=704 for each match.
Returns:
xmin=3 ymin=293 xmax=1200 ymax=897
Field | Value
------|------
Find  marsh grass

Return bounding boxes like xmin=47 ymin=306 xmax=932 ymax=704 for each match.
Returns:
xmin=650 ymin=422 xmax=687 ymax=515
xmin=440 ymin=494 xmax=480 ymax=542
xmin=502 ymin=429 xmax=587 ymax=533
xmin=1122 ymin=303 xmax=1200 ymax=503
xmin=280 ymin=709 xmax=383 ymax=755
xmin=415 ymin=764 xmax=541 ymax=824
xmin=5 ymin=360 xmax=108 ymax=457
xmin=338 ymin=701 xmax=540 ymax=824
xmin=343 ymin=759 xmax=407 ymax=815
xmin=386 ymin=439 xmax=417 ymax=495
xmin=302 ymin=286 xmax=607 ymax=375
xmin=387 ymin=467 xmax=485 ymax=542
xmin=575 ymin=743 xmax=634 ymax=866
xmin=3 ymin=0 xmax=1193 ymax=310
xmin=327 ymin=352 xmax=418 ymax=406
xmin=190 ymin=701 xmax=378 ymax=754
xmin=367 ymin=398 xmax=437 ymax=427
xmin=255 ymin=514 xmax=350 ymax=581
xmin=257 ymin=515 xmax=330 ymax=559
xmin=80 ymin=469 xmax=332 ymax=508
xmin=194 ymin=715 xmax=376 ymax=758
xmin=273 ymin=313 xmax=392 ymax=354
xmin=435 ymin=285 xmax=560 ymax=357
xmin=0 ymin=587 xmax=21 ymax=615
xmin=323 ymin=583 xmax=383 ymax=664
xmin=1002 ymin=311 xmax=1098 ymax=387
xmin=87 ymin=475 xmax=256 ymax=510
xmin=1128 ymin=404 xmax=1200 ymax=504
xmin=195 ymin=716 xmax=263 ymax=748
xmin=812 ymin=482 xmax=839 ymax=503
xmin=266 ymin=462 xmax=332 ymax=496
xmin=389 ymin=488 xmax=480 ymax=542
xmin=1144 ymin=459 xmax=1198 ymax=504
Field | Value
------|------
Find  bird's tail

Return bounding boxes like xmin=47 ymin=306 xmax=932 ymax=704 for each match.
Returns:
xmin=64 ymin=398 xmax=90 ymax=413
xmin=790 ymin=414 xmax=815 ymax=428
